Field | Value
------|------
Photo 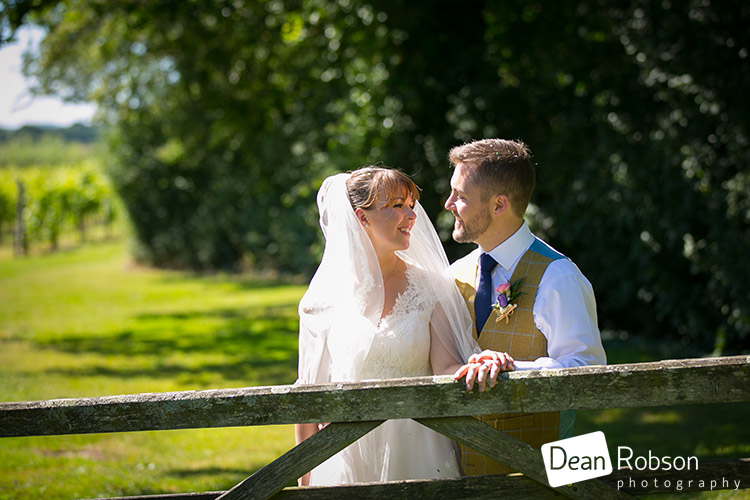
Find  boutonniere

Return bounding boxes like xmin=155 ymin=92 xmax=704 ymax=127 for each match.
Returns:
xmin=492 ymin=278 xmax=526 ymax=324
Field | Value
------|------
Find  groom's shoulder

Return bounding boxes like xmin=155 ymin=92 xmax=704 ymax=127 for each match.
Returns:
xmin=529 ymin=236 xmax=568 ymax=262
xmin=531 ymin=236 xmax=593 ymax=283
xmin=449 ymin=248 xmax=481 ymax=282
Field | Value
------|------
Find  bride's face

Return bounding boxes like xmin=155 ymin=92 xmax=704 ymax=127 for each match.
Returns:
xmin=359 ymin=188 xmax=417 ymax=255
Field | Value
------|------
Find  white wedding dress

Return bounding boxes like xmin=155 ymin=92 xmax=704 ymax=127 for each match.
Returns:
xmin=308 ymin=266 xmax=463 ymax=485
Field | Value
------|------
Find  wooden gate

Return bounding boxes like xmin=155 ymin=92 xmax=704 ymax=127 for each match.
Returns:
xmin=2 ymin=356 xmax=749 ymax=499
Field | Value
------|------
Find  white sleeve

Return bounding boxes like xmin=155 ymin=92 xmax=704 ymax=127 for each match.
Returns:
xmin=514 ymin=259 xmax=607 ymax=371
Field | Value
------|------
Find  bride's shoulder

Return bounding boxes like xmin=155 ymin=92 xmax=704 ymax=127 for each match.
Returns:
xmin=404 ymin=264 xmax=449 ymax=298
xmin=404 ymin=262 xmax=436 ymax=282
xmin=399 ymin=265 xmax=439 ymax=312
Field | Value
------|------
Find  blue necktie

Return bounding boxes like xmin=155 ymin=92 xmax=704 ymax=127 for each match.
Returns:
xmin=475 ymin=253 xmax=497 ymax=336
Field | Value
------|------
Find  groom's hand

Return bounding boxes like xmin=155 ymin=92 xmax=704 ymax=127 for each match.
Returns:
xmin=453 ymin=350 xmax=514 ymax=392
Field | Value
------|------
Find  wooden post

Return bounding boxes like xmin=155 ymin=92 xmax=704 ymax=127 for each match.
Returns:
xmin=13 ymin=179 xmax=27 ymax=256
xmin=216 ymin=421 xmax=384 ymax=500
xmin=78 ymin=215 xmax=87 ymax=243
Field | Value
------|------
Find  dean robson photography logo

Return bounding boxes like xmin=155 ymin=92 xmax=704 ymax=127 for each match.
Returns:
xmin=541 ymin=432 xmax=743 ymax=492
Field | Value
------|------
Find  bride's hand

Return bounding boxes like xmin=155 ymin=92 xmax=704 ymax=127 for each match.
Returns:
xmin=453 ymin=350 xmax=514 ymax=391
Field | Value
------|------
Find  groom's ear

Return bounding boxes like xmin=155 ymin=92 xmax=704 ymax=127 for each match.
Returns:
xmin=492 ymin=194 xmax=511 ymax=216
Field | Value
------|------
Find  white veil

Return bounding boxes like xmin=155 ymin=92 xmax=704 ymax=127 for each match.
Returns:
xmin=296 ymin=172 xmax=479 ymax=385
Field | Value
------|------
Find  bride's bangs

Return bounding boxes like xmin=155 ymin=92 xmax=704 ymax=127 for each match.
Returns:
xmin=380 ymin=171 xmax=421 ymax=207
xmin=347 ymin=167 xmax=421 ymax=210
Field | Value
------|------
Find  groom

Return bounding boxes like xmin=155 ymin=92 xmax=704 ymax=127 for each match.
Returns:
xmin=445 ymin=138 xmax=606 ymax=476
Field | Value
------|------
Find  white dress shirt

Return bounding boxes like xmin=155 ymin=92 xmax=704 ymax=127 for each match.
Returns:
xmin=478 ymin=222 xmax=607 ymax=370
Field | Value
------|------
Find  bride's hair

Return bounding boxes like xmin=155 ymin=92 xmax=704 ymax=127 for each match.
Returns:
xmin=346 ymin=166 xmax=421 ymax=210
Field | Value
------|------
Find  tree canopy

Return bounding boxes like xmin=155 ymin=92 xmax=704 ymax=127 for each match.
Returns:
xmin=3 ymin=0 xmax=748 ymax=351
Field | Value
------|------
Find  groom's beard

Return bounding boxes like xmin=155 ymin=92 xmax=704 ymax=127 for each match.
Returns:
xmin=452 ymin=209 xmax=492 ymax=244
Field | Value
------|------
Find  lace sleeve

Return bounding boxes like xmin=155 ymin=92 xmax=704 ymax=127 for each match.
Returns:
xmin=402 ymin=265 xmax=478 ymax=363
xmin=423 ymin=267 xmax=479 ymax=364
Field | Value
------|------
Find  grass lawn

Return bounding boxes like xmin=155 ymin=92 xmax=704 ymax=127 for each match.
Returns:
xmin=1 ymin=238 xmax=748 ymax=499
xmin=0 ymin=239 xmax=305 ymax=500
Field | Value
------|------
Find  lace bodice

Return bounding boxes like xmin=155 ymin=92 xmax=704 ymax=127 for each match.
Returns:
xmin=359 ymin=266 xmax=438 ymax=379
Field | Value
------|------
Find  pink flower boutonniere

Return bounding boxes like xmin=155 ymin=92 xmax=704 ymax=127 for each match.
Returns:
xmin=492 ymin=278 xmax=526 ymax=324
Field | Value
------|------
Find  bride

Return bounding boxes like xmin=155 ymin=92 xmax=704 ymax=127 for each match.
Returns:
xmin=294 ymin=167 xmax=513 ymax=486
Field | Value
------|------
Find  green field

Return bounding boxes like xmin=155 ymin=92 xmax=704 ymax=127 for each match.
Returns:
xmin=1 ymin=239 xmax=748 ymax=499
xmin=0 ymin=239 xmax=304 ymax=499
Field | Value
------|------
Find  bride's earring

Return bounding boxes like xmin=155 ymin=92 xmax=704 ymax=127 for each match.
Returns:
xmin=365 ymin=222 xmax=370 ymax=227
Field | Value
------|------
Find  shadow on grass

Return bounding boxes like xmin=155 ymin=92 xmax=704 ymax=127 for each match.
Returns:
xmin=154 ymin=271 xmax=308 ymax=291
xmin=40 ymin=357 xmax=298 ymax=387
xmin=601 ymin=335 xmax=713 ymax=365
xmin=165 ymin=466 xmax=256 ymax=479
xmin=42 ymin=305 xmax=298 ymax=355
xmin=576 ymin=402 xmax=750 ymax=461
xmin=36 ymin=304 xmax=301 ymax=387
xmin=164 ymin=466 xmax=299 ymax=492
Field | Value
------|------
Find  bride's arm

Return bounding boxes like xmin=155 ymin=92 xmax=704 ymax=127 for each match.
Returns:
xmin=430 ymin=325 xmax=511 ymax=391
xmin=429 ymin=319 xmax=515 ymax=393
xmin=426 ymin=278 xmax=514 ymax=391
xmin=429 ymin=323 xmax=465 ymax=377
xmin=294 ymin=423 xmax=319 ymax=486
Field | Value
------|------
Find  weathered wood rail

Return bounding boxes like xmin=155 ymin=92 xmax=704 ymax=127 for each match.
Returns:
xmin=2 ymin=356 xmax=749 ymax=499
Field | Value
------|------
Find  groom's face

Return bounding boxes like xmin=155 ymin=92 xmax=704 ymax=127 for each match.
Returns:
xmin=445 ymin=163 xmax=492 ymax=244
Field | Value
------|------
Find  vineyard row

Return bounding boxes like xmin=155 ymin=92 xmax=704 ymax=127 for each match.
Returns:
xmin=0 ymin=162 xmax=120 ymax=254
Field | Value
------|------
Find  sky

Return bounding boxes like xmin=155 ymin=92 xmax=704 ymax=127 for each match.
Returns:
xmin=0 ymin=26 xmax=97 ymax=130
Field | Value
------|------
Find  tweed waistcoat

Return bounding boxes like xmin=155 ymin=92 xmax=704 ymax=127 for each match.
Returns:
xmin=454 ymin=239 xmax=564 ymax=476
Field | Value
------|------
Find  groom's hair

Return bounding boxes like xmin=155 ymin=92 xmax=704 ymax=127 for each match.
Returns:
xmin=448 ymin=138 xmax=535 ymax=218
xmin=346 ymin=166 xmax=421 ymax=210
